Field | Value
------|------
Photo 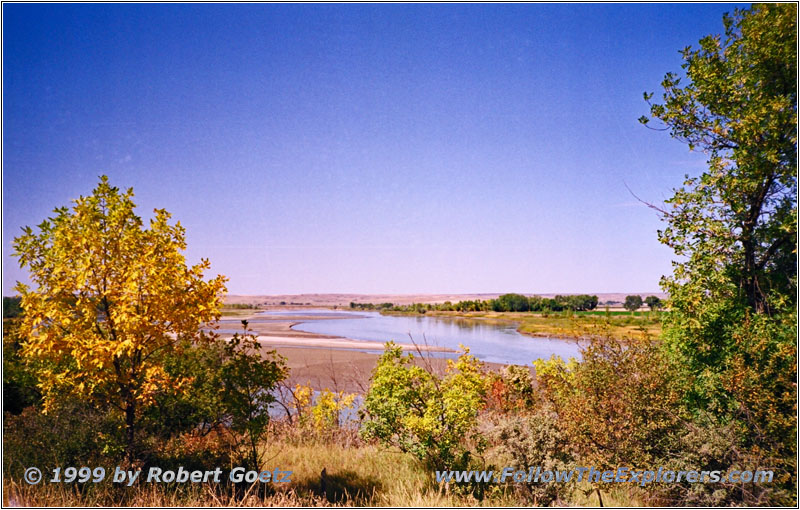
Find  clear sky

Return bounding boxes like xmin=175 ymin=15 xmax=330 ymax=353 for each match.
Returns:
xmin=3 ymin=3 xmax=742 ymax=295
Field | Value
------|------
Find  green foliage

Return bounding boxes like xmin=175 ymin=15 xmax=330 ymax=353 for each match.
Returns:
xmin=641 ymin=3 xmax=796 ymax=316
xmin=491 ymin=293 xmax=531 ymax=312
xmin=554 ymin=294 xmax=599 ymax=311
xmin=638 ymin=5 xmax=797 ymax=504
xmin=3 ymin=319 xmax=40 ymax=414
xmin=623 ymin=294 xmax=643 ymax=311
xmin=644 ymin=295 xmax=662 ymax=310
xmin=717 ymin=311 xmax=797 ymax=503
xmin=221 ymin=303 xmax=258 ymax=310
xmin=642 ymin=2 xmax=797 ymax=404
xmin=3 ymin=296 xmax=22 ymax=319
xmin=355 ymin=294 xmax=599 ymax=314
xmin=151 ymin=322 xmax=288 ymax=470
xmin=219 ymin=329 xmax=287 ymax=469
xmin=360 ymin=343 xmax=486 ymax=470
xmin=3 ymin=400 xmax=121 ymax=478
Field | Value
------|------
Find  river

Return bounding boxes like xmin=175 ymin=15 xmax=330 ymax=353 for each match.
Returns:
xmin=255 ymin=309 xmax=582 ymax=366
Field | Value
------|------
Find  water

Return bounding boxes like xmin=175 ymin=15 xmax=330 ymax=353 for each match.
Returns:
xmin=260 ymin=309 xmax=582 ymax=366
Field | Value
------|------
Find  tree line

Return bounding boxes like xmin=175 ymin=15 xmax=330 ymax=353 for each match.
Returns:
xmin=352 ymin=293 xmax=663 ymax=313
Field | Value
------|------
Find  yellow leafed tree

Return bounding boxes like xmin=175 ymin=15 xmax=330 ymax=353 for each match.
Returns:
xmin=13 ymin=176 xmax=227 ymax=460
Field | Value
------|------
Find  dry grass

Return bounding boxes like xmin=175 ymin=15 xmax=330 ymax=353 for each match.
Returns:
xmin=3 ymin=477 xmax=334 ymax=507
xmin=3 ymin=428 xmax=522 ymax=507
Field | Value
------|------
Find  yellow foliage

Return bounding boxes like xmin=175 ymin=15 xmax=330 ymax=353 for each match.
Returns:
xmin=12 ymin=177 xmax=227 ymax=452
xmin=290 ymin=382 xmax=357 ymax=431
xmin=311 ymin=389 xmax=357 ymax=430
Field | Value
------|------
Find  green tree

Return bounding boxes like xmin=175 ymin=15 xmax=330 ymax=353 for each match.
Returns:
xmin=640 ymin=4 xmax=796 ymax=315
xmin=147 ymin=323 xmax=287 ymax=470
xmin=640 ymin=3 xmax=796 ymax=401
xmin=496 ymin=293 xmax=530 ymax=312
xmin=623 ymin=295 xmax=642 ymax=311
xmin=216 ymin=324 xmax=287 ymax=469
xmin=644 ymin=295 xmax=662 ymax=311
xmin=640 ymin=4 xmax=797 ymax=503
xmin=566 ymin=294 xmax=599 ymax=311
xmin=3 ymin=296 xmax=23 ymax=319
xmin=12 ymin=176 xmax=228 ymax=460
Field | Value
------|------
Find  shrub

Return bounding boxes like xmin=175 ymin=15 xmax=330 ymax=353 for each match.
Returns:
xmin=288 ymin=382 xmax=359 ymax=433
xmin=3 ymin=319 xmax=40 ymax=415
xmin=360 ymin=343 xmax=486 ymax=471
xmin=146 ymin=323 xmax=288 ymax=470
xmin=3 ymin=401 xmax=121 ymax=479
xmin=482 ymin=365 xmax=574 ymax=505
xmin=535 ymin=333 xmax=687 ymax=483
xmin=484 ymin=409 xmax=574 ymax=506
xmin=483 ymin=365 xmax=536 ymax=413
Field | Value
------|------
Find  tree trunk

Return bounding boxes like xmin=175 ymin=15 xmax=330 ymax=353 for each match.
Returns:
xmin=125 ymin=399 xmax=136 ymax=462
xmin=742 ymin=237 xmax=765 ymax=314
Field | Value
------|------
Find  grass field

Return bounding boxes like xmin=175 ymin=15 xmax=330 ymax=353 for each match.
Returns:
xmin=3 ymin=424 xmax=646 ymax=507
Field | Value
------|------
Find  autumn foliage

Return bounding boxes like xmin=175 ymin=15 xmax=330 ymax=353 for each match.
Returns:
xmin=13 ymin=176 xmax=228 ymax=459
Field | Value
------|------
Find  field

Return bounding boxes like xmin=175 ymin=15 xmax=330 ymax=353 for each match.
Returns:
xmin=4 ymin=422 xmax=646 ymax=507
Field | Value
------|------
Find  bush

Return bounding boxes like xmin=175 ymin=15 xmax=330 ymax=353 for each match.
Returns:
xmin=484 ymin=410 xmax=574 ymax=506
xmin=287 ymin=382 xmax=359 ymax=436
xmin=360 ymin=343 xmax=486 ymax=471
xmin=3 ymin=319 xmax=40 ymax=415
xmin=3 ymin=296 xmax=22 ymax=319
xmin=482 ymin=365 xmax=574 ymax=505
xmin=535 ymin=333 xmax=687 ymax=498
xmin=148 ymin=324 xmax=288 ymax=470
xmin=4 ymin=401 xmax=121 ymax=478
xmin=484 ymin=365 xmax=536 ymax=413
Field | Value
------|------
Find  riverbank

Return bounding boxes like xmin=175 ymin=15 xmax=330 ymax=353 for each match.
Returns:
xmin=380 ymin=309 xmax=662 ymax=340
xmin=212 ymin=313 xmax=458 ymax=393
xmin=215 ymin=314 xmax=454 ymax=352
xmin=273 ymin=346 xmax=518 ymax=394
xmin=213 ymin=311 xmax=518 ymax=393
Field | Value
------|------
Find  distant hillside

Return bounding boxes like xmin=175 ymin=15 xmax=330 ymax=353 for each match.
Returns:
xmin=224 ymin=292 xmax=668 ymax=307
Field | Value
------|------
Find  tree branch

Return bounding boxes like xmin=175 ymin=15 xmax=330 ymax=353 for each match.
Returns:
xmin=623 ymin=182 xmax=672 ymax=216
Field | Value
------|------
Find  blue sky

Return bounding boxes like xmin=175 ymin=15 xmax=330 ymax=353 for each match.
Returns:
xmin=3 ymin=3 xmax=742 ymax=295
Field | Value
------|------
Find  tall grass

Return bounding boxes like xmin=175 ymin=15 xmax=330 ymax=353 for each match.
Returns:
xmin=4 ymin=422 xmax=524 ymax=507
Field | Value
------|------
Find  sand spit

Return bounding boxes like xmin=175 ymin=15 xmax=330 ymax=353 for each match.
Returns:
xmin=212 ymin=317 xmax=453 ymax=353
